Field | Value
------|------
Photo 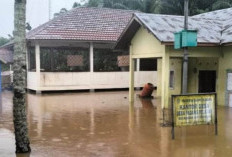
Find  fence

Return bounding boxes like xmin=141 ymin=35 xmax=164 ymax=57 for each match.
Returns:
xmin=1 ymin=71 xmax=13 ymax=90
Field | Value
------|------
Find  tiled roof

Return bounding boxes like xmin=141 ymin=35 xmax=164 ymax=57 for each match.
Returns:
xmin=0 ymin=48 xmax=13 ymax=64
xmin=27 ymin=7 xmax=136 ymax=41
xmin=131 ymin=7 xmax=232 ymax=45
xmin=135 ymin=13 xmax=222 ymax=44
xmin=192 ymin=7 xmax=232 ymax=21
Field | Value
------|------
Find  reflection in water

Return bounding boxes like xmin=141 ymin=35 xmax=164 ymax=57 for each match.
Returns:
xmin=140 ymin=98 xmax=155 ymax=109
xmin=1 ymin=91 xmax=232 ymax=156
xmin=129 ymin=102 xmax=135 ymax=132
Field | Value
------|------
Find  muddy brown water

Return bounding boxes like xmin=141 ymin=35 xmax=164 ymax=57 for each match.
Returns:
xmin=1 ymin=90 xmax=232 ymax=157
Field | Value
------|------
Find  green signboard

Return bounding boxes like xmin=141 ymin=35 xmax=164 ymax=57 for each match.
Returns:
xmin=174 ymin=30 xmax=197 ymax=49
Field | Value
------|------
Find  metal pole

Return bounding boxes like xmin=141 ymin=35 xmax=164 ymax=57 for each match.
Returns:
xmin=182 ymin=0 xmax=189 ymax=94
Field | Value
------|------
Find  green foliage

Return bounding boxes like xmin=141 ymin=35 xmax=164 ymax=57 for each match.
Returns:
xmin=73 ymin=2 xmax=82 ymax=8
xmin=102 ymin=0 xmax=161 ymax=13
xmin=0 ymin=37 xmax=10 ymax=46
xmin=26 ymin=22 xmax=32 ymax=31
xmin=161 ymin=0 xmax=232 ymax=16
xmin=212 ymin=0 xmax=232 ymax=10
xmin=72 ymin=0 xmax=161 ymax=13
xmin=70 ymin=0 xmax=232 ymax=16
xmin=87 ymin=0 xmax=103 ymax=7
xmin=53 ymin=8 xmax=68 ymax=18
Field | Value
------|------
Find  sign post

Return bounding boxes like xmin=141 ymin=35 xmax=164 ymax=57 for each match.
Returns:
xmin=172 ymin=93 xmax=218 ymax=139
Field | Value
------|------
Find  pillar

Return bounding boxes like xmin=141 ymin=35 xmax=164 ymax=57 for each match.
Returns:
xmin=161 ymin=51 xmax=170 ymax=109
xmin=157 ymin=59 xmax=162 ymax=97
xmin=89 ymin=42 xmax=94 ymax=92
xmin=90 ymin=42 xmax=94 ymax=72
xmin=136 ymin=58 xmax=140 ymax=71
xmin=135 ymin=58 xmax=140 ymax=89
xmin=35 ymin=43 xmax=41 ymax=93
xmin=129 ymin=45 xmax=135 ymax=102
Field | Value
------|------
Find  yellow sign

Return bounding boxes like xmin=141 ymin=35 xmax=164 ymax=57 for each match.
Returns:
xmin=173 ymin=94 xmax=215 ymax=126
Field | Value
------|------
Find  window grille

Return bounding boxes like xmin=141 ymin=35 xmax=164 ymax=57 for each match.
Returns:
xmin=94 ymin=49 xmax=129 ymax=72
xmin=40 ymin=47 xmax=89 ymax=72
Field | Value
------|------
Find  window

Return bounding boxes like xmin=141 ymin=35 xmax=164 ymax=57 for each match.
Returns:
xmin=169 ymin=71 xmax=174 ymax=89
xmin=40 ymin=47 xmax=89 ymax=72
xmin=28 ymin=47 xmax=36 ymax=71
xmin=140 ymin=58 xmax=157 ymax=71
xmin=94 ymin=49 xmax=129 ymax=72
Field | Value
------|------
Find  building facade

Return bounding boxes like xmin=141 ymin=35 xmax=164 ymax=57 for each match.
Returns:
xmin=26 ymin=7 xmax=157 ymax=92
xmin=116 ymin=8 xmax=232 ymax=108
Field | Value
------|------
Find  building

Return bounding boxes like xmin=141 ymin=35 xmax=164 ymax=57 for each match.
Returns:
xmin=115 ymin=8 xmax=232 ymax=108
xmin=26 ymin=7 xmax=157 ymax=92
xmin=0 ymin=42 xmax=13 ymax=90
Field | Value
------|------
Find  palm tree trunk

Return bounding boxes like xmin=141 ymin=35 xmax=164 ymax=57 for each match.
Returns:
xmin=13 ymin=0 xmax=31 ymax=153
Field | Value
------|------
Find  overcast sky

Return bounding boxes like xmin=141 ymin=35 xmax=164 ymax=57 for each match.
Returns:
xmin=0 ymin=0 xmax=84 ymax=38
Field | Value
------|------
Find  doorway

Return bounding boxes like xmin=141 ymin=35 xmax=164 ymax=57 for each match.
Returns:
xmin=198 ymin=70 xmax=216 ymax=93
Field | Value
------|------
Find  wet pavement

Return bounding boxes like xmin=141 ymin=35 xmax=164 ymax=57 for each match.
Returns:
xmin=1 ymin=90 xmax=232 ymax=157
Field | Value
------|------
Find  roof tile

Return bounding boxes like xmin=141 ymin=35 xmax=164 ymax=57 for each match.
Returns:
xmin=27 ymin=7 xmax=136 ymax=41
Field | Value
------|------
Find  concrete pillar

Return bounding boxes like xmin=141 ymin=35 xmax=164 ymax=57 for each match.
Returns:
xmin=161 ymin=51 xmax=170 ymax=109
xmin=89 ymin=42 xmax=94 ymax=92
xmin=136 ymin=58 xmax=140 ymax=71
xmin=135 ymin=58 xmax=140 ymax=90
xmin=157 ymin=59 xmax=162 ymax=97
xmin=90 ymin=42 xmax=94 ymax=72
xmin=129 ymin=45 xmax=135 ymax=102
xmin=35 ymin=43 xmax=41 ymax=93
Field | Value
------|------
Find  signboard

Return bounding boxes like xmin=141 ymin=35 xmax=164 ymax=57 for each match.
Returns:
xmin=227 ymin=73 xmax=232 ymax=91
xmin=173 ymin=94 xmax=215 ymax=126
xmin=171 ymin=93 xmax=217 ymax=139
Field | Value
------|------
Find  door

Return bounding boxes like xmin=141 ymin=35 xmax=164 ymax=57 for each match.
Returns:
xmin=198 ymin=70 xmax=216 ymax=93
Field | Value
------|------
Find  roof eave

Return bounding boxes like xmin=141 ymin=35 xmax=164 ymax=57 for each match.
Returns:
xmin=114 ymin=15 xmax=142 ymax=50
xmin=161 ymin=41 xmax=220 ymax=47
xmin=221 ymin=42 xmax=232 ymax=46
xmin=27 ymin=38 xmax=117 ymax=44
xmin=133 ymin=15 xmax=163 ymax=43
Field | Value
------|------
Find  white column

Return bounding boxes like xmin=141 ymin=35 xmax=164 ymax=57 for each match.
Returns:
xmin=161 ymin=51 xmax=170 ymax=109
xmin=35 ymin=43 xmax=41 ymax=93
xmin=129 ymin=45 xmax=135 ymax=102
xmin=135 ymin=58 xmax=140 ymax=89
xmin=89 ymin=42 xmax=94 ymax=92
xmin=136 ymin=58 xmax=140 ymax=71
xmin=157 ymin=59 xmax=162 ymax=96
xmin=90 ymin=42 xmax=94 ymax=72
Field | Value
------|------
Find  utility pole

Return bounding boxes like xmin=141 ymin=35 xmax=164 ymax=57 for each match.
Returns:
xmin=182 ymin=0 xmax=189 ymax=94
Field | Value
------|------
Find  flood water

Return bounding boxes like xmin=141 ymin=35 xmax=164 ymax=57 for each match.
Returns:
xmin=1 ymin=90 xmax=232 ymax=157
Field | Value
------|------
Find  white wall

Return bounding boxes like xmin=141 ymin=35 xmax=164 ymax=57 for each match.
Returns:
xmin=27 ymin=71 xmax=157 ymax=91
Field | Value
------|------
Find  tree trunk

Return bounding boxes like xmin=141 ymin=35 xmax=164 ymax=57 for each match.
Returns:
xmin=13 ymin=0 xmax=31 ymax=153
